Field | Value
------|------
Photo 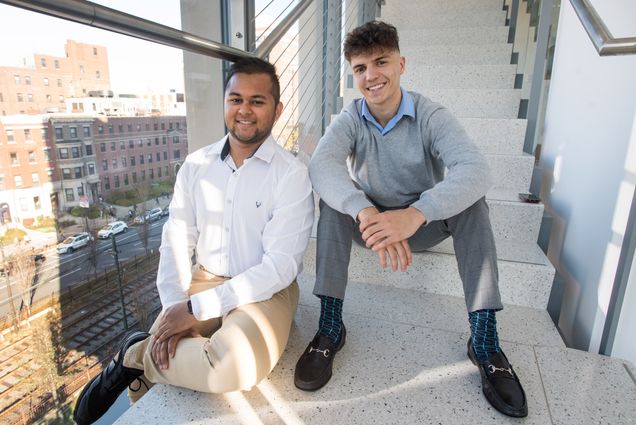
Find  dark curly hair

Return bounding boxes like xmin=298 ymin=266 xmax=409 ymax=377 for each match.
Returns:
xmin=343 ymin=21 xmax=400 ymax=62
xmin=225 ymin=57 xmax=280 ymax=105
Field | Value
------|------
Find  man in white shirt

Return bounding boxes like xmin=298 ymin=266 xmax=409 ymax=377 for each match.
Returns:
xmin=74 ymin=57 xmax=314 ymax=425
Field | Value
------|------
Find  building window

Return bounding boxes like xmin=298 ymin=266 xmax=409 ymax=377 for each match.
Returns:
xmin=96 ymin=70 xmax=101 ymax=79
xmin=93 ymin=47 xmax=98 ymax=55
xmin=140 ymin=155 xmax=144 ymax=165
xmin=173 ymin=136 xmax=180 ymax=144
xmin=54 ymin=59 xmax=60 ymax=69
xmin=46 ymin=94 xmax=52 ymax=102
xmin=77 ymin=186 xmax=84 ymax=196
xmin=74 ymin=167 xmax=82 ymax=179
xmin=99 ymin=143 xmax=106 ymax=152
xmin=158 ymin=167 xmax=162 ymax=178
xmin=88 ymin=163 xmax=95 ymax=175
xmin=40 ymin=57 xmax=47 ymax=67
xmin=58 ymin=95 xmax=64 ymax=103
xmin=163 ymin=151 xmax=167 ymax=160
xmin=10 ymin=152 xmax=19 ymax=165
xmin=112 ymin=159 xmax=118 ymax=169
xmin=17 ymin=93 xmax=23 ymax=102
xmin=71 ymin=146 xmax=81 ymax=158
xmin=69 ymin=127 xmax=77 ymax=138
xmin=55 ymin=128 xmax=63 ymax=139
xmin=176 ymin=122 xmax=181 ymax=129
xmin=141 ymin=170 xmax=146 ymax=181
xmin=98 ymin=125 xmax=104 ymax=134
xmin=161 ymin=123 xmax=165 ymax=130
xmin=114 ymin=175 xmax=120 ymax=188
xmin=24 ymin=129 xmax=32 ymax=141
xmin=121 ymin=157 xmax=127 ymax=167
xmin=129 ymin=140 xmax=134 ymax=148
xmin=14 ymin=175 xmax=23 ymax=187
xmin=169 ymin=123 xmax=173 ymax=130
xmin=149 ymin=168 xmax=154 ymax=179
xmin=26 ymin=93 xmax=33 ymax=102
xmin=153 ymin=123 xmax=158 ymax=130
xmin=104 ymin=177 xmax=110 ymax=190
xmin=63 ymin=168 xmax=72 ymax=179
xmin=43 ymin=77 xmax=49 ymax=86
xmin=57 ymin=79 xmax=62 ymax=87
xmin=146 ymin=139 xmax=151 ymax=147
xmin=34 ymin=196 xmax=41 ymax=209
xmin=31 ymin=173 xmax=40 ymax=184
xmin=120 ymin=140 xmax=125 ymax=150
xmin=102 ymin=160 xmax=108 ymax=171
xmin=28 ymin=151 xmax=36 ymax=163
xmin=110 ymin=142 xmax=116 ymax=151
xmin=156 ymin=152 xmax=161 ymax=162
xmin=128 ymin=124 xmax=133 ymax=132
xmin=164 ymin=166 xmax=169 ymax=176
xmin=7 ymin=130 xmax=14 ymax=142
xmin=130 ymin=156 xmax=136 ymax=166
xmin=83 ymin=126 xmax=91 ymax=137
xmin=148 ymin=154 xmax=153 ymax=163
xmin=173 ymin=150 xmax=181 ymax=160
xmin=43 ymin=149 xmax=50 ymax=161
xmin=124 ymin=174 xmax=129 ymax=185
xmin=137 ymin=140 xmax=142 ymax=147
xmin=59 ymin=148 xmax=69 ymax=159
xmin=136 ymin=124 xmax=141 ymax=131
xmin=132 ymin=172 xmax=137 ymax=183
xmin=41 ymin=128 xmax=48 ymax=139
xmin=118 ymin=125 xmax=123 ymax=133
xmin=85 ymin=144 xmax=93 ymax=156
xmin=14 ymin=75 xmax=20 ymax=85
xmin=155 ymin=137 xmax=159 ymax=146
xmin=144 ymin=123 xmax=149 ymax=131
xmin=79 ymin=65 xmax=84 ymax=74
xmin=108 ymin=125 xmax=114 ymax=134
xmin=65 ymin=188 xmax=75 ymax=201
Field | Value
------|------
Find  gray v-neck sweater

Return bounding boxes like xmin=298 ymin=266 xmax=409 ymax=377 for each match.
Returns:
xmin=308 ymin=91 xmax=492 ymax=223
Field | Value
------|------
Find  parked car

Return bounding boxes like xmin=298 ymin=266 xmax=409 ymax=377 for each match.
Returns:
xmin=98 ymin=221 xmax=129 ymax=239
xmin=160 ymin=206 xmax=170 ymax=217
xmin=134 ymin=207 xmax=162 ymax=224
xmin=57 ymin=232 xmax=93 ymax=254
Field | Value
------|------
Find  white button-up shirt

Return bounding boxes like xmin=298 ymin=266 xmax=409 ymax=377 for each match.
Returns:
xmin=156 ymin=135 xmax=314 ymax=320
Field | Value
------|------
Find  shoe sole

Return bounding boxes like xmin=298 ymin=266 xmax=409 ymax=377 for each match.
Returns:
xmin=294 ymin=327 xmax=346 ymax=391
xmin=467 ymin=343 xmax=528 ymax=418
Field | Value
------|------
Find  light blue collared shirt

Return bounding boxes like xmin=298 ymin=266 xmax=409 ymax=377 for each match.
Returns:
xmin=359 ymin=87 xmax=415 ymax=135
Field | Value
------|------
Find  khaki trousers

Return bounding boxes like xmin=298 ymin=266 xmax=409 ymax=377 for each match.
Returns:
xmin=123 ymin=267 xmax=299 ymax=401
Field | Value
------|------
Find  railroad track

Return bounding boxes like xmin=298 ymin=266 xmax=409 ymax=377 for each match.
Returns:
xmin=0 ymin=255 xmax=162 ymax=424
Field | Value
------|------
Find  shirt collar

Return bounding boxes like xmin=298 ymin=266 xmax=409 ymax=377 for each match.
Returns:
xmin=207 ymin=134 xmax=276 ymax=164
xmin=360 ymin=88 xmax=414 ymax=135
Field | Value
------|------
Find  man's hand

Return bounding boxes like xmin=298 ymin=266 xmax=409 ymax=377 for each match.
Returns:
xmin=154 ymin=302 xmax=198 ymax=345
xmin=376 ymin=239 xmax=413 ymax=272
xmin=151 ymin=328 xmax=201 ymax=370
xmin=360 ymin=207 xmax=426 ymax=250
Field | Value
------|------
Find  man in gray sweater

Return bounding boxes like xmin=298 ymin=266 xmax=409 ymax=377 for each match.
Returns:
xmin=294 ymin=21 xmax=527 ymax=418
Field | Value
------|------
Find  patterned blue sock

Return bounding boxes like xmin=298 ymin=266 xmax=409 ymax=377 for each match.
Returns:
xmin=469 ymin=309 xmax=501 ymax=363
xmin=318 ymin=295 xmax=343 ymax=345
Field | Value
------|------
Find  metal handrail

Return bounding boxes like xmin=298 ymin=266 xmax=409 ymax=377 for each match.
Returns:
xmin=0 ymin=0 xmax=314 ymax=62
xmin=570 ymin=0 xmax=636 ymax=56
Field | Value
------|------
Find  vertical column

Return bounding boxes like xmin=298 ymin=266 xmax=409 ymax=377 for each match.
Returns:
xmin=180 ymin=0 xmax=226 ymax=151
xmin=323 ymin=0 xmax=343 ymax=132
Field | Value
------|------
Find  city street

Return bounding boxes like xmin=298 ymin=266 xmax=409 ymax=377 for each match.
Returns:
xmin=0 ymin=215 xmax=169 ymax=318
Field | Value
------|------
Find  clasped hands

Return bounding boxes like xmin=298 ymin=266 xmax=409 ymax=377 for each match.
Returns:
xmin=151 ymin=302 xmax=199 ymax=370
xmin=358 ymin=206 xmax=426 ymax=272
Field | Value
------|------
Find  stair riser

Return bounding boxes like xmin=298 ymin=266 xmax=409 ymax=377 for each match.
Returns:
xmin=487 ymin=153 xmax=533 ymax=192
xmin=381 ymin=10 xmax=507 ymax=30
xmin=302 ymin=240 xmax=553 ymax=309
xmin=399 ymin=65 xmax=517 ymax=89
xmin=383 ymin=0 xmax=504 ymax=14
xmin=398 ymin=27 xmax=509 ymax=46
xmin=460 ymin=118 xmax=526 ymax=155
xmin=401 ymin=44 xmax=513 ymax=65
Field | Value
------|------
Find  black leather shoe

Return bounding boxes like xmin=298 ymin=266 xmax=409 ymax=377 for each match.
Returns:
xmin=467 ymin=339 xmax=528 ymax=418
xmin=74 ymin=331 xmax=150 ymax=425
xmin=294 ymin=325 xmax=346 ymax=391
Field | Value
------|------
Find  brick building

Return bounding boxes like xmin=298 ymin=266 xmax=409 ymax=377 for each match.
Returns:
xmin=0 ymin=40 xmax=110 ymax=116
xmin=93 ymin=116 xmax=187 ymax=197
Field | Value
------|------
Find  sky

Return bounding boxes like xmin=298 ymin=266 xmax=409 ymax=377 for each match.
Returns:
xmin=0 ymin=0 xmax=288 ymax=94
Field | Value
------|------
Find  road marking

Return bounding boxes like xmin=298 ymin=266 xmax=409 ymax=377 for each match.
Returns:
xmin=60 ymin=267 xmax=82 ymax=279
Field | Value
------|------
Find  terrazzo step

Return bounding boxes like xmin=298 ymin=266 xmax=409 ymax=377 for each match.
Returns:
xmin=117 ymin=285 xmax=636 ymax=424
xmin=301 ymin=237 xmax=555 ymax=309
xmin=381 ymin=10 xmax=507 ymax=30
xmin=343 ymin=88 xmax=521 ymax=118
xmin=400 ymin=64 xmax=518 ymax=89
xmin=486 ymin=152 xmax=534 ymax=192
xmin=401 ymin=43 xmax=513 ymax=65
xmin=459 ymin=118 xmax=526 ymax=155
xmin=382 ymin=0 xmax=504 ymax=16
xmin=486 ymin=188 xmax=543 ymax=243
xmin=397 ymin=25 xmax=509 ymax=46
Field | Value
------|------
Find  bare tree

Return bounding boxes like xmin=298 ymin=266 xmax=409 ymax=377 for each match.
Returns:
xmin=10 ymin=242 xmax=38 ymax=320
xmin=86 ymin=220 xmax=100 ymax=280
xmin=135 ymin=183 xmax=152 ymax=255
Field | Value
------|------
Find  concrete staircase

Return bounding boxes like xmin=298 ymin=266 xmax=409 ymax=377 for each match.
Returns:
xmin=116 ymin=1 xmax=636 ymax=424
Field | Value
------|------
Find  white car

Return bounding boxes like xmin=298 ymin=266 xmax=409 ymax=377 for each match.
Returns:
xmin=98 ymin=221 xmax=128 ymax=239
xmin=57 ymin=232 xmax=93 ymax=254
xmin=135 ymin=207 xmax=162 ymax=224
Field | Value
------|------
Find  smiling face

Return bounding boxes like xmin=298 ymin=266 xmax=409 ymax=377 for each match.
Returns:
xmin=350 ymin=49 xmax=405 ymax=117
xmin=224 ymin=72 xmax=282 ymax=147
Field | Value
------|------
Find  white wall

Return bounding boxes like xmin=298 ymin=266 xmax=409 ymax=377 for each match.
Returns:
xmin=538 ymin=0 xmax=636 ymax=364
